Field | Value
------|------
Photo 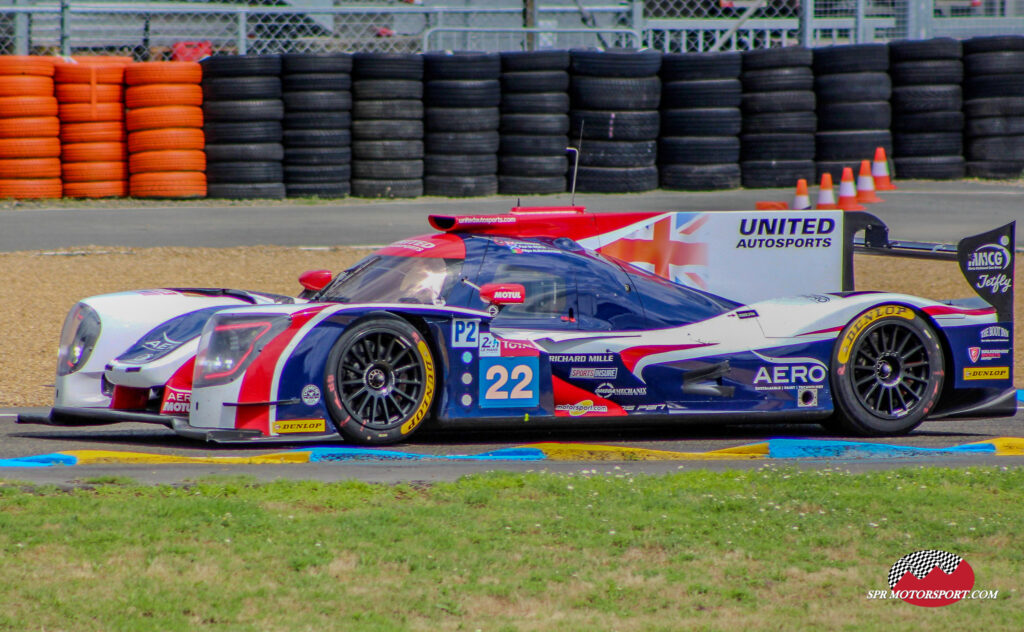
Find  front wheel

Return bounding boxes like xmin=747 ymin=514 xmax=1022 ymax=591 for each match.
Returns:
xmin=830 ymin=304 xmax=944 ymax=436
xmin=323 ymin=316 xmax=436 ymax=445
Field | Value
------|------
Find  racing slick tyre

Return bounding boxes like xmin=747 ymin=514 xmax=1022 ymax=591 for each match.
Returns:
xmin=892 ymin=110 xmax=963 ymax=133
xmin=501 ymin=70 xmax=569 ymax=93
xmin=426 ymin=154 xmax=498 ymax=176
xmin=889 ymin=60 xmax=963 ymax=85
xmin=281 ymin=53 xmax=352 ymax=75
xmin=569 ymin=76 xmax=661 ymax=110
xmin=498 ymin=174 xmax=566 ymax=194
xmin=206 ymin=182 xmax=286 ymax=199
xmin=741 ymin=111 xmax=817 ymax=134
xmin=570 ymin=48 xmax=662 ymax=77
xmin=352 ymin=53 xmax=423 ymax=80
xmin=570 ymin=165 xmax=658 ymax=192
xmin=500 ymin=92 xmax=570 ymax=114
xmin=661 ymin=51 xmax=740 ymax=82
xmin=830 ymin=304 xmax=944 ymax=436
xmin=352 ymin=99 xmax=422 ymax=121
xmin=427 ymin=107 xmax=500 ymax=132
xmin=351 ymin=178 xmax=422 ymax=198
xmin=892 ymin=156 xmax=965 ymax=180
xmin=966 ymin=160 xmax=1024 ymax=179
xmin=424 ymin=174 xmax=498 ymax=197
xmin=571 ymin=109 xmax=660 ymax=140
xmin=741 ymin=47 xmax=813 ymax=70
xmin=500 ymin=50 xmax=570 ymax=72
xmin=285 ymin=182 xmax=350 ymax=198
xmin=812 ymin=43 xmax=889 ymax=74
xmin=661 ymin=108 xmax=739 ymax=136
xmin=659 ymin=136 xmax=739 ymax=164
xmin=663 ymin=79 xmax=742 ymax=108
xmin=500 ymin=113 xmax=568 ymax=135
xmin=741 ymin=67 xmax=813 ymax=92
xmin=817 ymin=102 xmax=890 ymax=131
xmin=660 ymin=163 xmax=740 ymax=190
xmin=889 ymin=37 xmax=962 ymax=61
xmin=324 ymin=316 xmax=436 ymax=445
xmin=578 ymin=139 xmax=657 ymax=167
xmin=353 ymin=159 xmax=423 ymax=180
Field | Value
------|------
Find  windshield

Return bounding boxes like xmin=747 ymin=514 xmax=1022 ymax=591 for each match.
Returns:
xmin=317 ymin=255 xmax=464 ymax=306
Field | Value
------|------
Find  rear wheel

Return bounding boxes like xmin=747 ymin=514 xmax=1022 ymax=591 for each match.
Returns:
xmin=830 ymin=305 xmax=943 ymax=436
xmin=323 ymin=317 xmax=435 ymax=444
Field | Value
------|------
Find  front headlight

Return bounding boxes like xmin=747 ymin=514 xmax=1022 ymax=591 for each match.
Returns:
xmin=56 ymin=303 xmax=101 ymax=376
xmin=193 ymin=313 xmax=290 ymax=388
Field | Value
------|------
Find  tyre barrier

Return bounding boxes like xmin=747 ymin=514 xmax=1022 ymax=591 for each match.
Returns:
xmin=2 ymin=39 xmax=1024 ymax=201
xmin=498 ymin=49 xmax=570 ymax=195
xmin=424 ymin=51 xmax=501 ymax=197
xmin=281 ymin=52 xmax=351 ymax=198
xmin=569 ymin=48 xmax=661 ymax=193
xmin=813 ymin=43 xmax=893 ymax=182
xmin=740 ymin=46 xmax=816 ymax=188
xmin=351 ymin=52 xmax=424 ymax=198
xmin=0 ymin=56 xmax=60 ymax=199
xmin=201 ymin=55 xmax=283 ymax=199
xmin=659 ymin=50 xmax=741 ymax=191
xmin=126 ymin=62 xmax=206 ymax=198
xmin=963 ymin=35 xmax=1024 ymax=179
xmin=57 ymin=60 xmax=129 ymax=198
xmin=890 ymin=38 xmax=965 ymax=180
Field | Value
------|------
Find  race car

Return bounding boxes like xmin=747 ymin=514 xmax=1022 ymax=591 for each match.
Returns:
xmin=19 ymin=206 xmax=1016 ymax=445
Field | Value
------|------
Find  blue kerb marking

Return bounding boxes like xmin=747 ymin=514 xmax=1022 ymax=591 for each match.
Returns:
xmin=304 ymin=446 xmax=546 ymax=463
xmin=768 ymin=439 xmax=996 ymax=459
xmin=0 ymin=453 xmax=78 ymax=467
xmin=1017 ymin=389 xmax=1023 ymax=403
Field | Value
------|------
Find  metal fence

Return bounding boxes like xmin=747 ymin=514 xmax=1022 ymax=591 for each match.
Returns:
xmin=0 ymin=0 xmax=1022 ymax=58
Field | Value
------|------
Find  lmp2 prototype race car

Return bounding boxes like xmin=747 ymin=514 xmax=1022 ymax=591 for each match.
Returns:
xmin=19 ymin=206 xmax=1016 ymax=445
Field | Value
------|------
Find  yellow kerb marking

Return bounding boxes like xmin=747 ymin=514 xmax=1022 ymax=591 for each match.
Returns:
xmin=65 ymin=450 xmax=312 ymax=465
xmin=525 ymin=442 xmax=766 ymax=461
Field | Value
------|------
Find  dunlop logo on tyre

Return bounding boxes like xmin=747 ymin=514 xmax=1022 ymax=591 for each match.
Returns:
xmin=838 ymin=305 xmax=914 ymax=363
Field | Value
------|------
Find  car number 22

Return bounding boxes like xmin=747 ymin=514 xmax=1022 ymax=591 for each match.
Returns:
xmin=479 ymin=357 xmax=539 ymax=408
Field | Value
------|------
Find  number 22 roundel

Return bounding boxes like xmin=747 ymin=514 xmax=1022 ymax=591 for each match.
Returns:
xmin=479 ymin=357 xmax=539 ymax=408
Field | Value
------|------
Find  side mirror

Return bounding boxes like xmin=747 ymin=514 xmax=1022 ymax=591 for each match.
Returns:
xmin=299 ymin=269 xmax=333 ymax=292
xmin=480 ymin=283 xmax=525 ymax=305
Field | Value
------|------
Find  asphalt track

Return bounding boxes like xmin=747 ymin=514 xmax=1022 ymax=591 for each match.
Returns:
xmin=0 ymin=179 xmax=1021 ymax=483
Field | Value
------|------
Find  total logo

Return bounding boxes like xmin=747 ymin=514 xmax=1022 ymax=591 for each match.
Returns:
xmin=594 ymin=383 xmax=647 ymax=398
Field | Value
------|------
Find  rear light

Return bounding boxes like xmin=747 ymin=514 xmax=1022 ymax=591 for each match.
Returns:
xmin=57 ymin=303 xmax=101 ymax=376
xmin=193 ymin=314 xmax=289 ymax=388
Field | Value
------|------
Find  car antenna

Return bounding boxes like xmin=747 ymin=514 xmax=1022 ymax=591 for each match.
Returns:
xmin=566 ymin=121 xmax=583 ymax=207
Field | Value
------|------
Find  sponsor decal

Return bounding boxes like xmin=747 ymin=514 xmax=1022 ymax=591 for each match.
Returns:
xmin=272 ymin=419 xmax=327 ymax=434
xmin=752 ymin=364 xmax=828 ymax=390
xmin=980 ymin=325 xmax=1009 ymax=341
xmin=569 ymin=367 xmax=618 ymax=379
xmin=736 ymin=217 xmax=835 ymax=249
xmin=968 ymin=347 xmax=981 ymax=363
xmin=555 ymin=400 xmax=609 ymax=417
xmin=493 ymin=289 xmax=523 ymax=300
xmin=141 ymin=332 xmax=183 ymax=353
xmin=301 ymin=384 xmax=321 ymax=406
xmin=160 ymin=386 xmax=191 ymax=414
xmin=963 ymin=367 xmax=1009 ymax=380
xmin=492 ymin=238 xmax=559 ymax=254
xmin=980 ymin=348 xmax=1010 ymax=361
xmin=594 ymin=382 xmax=647 ymax=398
xmin=480 ymin=357 xmax=539 ymax=408
xmin=957 ymin=224 xmax=1014 ymax=322
xmin=479 ymin=332 xmax=500 ymax=357
xmin=457 ymin=215 xmax=517 ymax=224
xmin=479 ymin=334 xmax=539 ymax=358
xmin=622 ymin=403 xmax=669 ymax=413
xmin=401 ymin=340 xmax=435 ymax=434
xmin=837 ymin=305 xmax=914 ymax=364
xmin=550 ymin=354 xmax=615 ymax=363
xmin=452 ymin=319 xmax=480 ymax=348
xmin=865 ymin=550 xmax=998 ymax=607
xmin=800 ymin=294 xmax=831 ymax=303
xmin=389 ymin=239 xmax=436 ymax=253
xmin=736 ymin=309 xmax=759 ymax=319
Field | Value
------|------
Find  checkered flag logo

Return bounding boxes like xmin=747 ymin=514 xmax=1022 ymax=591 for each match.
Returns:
xmin=888 ymin=550 xmax=963 ymax=589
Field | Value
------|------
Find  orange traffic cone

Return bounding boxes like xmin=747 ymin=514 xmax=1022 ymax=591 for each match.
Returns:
xmin=856 ymin=159 xmax=883 ymax=203
xmin=816 ymin=173 xmax=838 ymax=210
xmin=837 ymin=167 xmax=865 ymax=211
xmin=872 ymin=147 xmax=897 ymax=190
xmin=791 ymin=178 xmax=811 ymax=210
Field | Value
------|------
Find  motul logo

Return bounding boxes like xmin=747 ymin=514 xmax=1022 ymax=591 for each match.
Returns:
xmin=494 ymin=291 xmax=521 ymax=299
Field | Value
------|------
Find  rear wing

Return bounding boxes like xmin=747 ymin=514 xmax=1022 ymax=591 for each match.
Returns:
xmin=429 ymin=207 xmax=1013 ymax=320
xmin=852 ymin=213 xmax=1014 ymax=322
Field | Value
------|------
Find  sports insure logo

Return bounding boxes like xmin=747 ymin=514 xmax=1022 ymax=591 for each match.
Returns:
xmin=866 ymin=550 xmax=998 ymax=606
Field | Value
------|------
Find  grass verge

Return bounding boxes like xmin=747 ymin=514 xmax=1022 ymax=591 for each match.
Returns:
xmin=0 ymin=467 xmax=1020 ymax=631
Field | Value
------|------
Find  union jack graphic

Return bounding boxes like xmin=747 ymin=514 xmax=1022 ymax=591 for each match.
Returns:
xmin=598 ymin=212 xmax=709 ymax=289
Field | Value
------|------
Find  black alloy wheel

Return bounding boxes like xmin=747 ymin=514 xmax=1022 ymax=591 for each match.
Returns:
xmin=830 ymin=305 xmax=944 ymax=435
xmin=324 ymin=317 xmax=435 ymax=444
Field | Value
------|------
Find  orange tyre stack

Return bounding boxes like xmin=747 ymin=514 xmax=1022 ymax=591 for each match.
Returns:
xmin=124 ymin=62 xmax=206 ymax=198
xmin=0 ymin=56 xmax=61 ymax=199
xmin=55 ymin=60 xmax=130 ymax=198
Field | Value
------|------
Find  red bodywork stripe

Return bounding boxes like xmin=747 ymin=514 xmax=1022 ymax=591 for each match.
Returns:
xmin=235 ymin=305 xmax=330 ymax=434
xmin=799 ymin=325 xmax=844 ymax=336
xmin=922 ymin=305 xmax=996 ymax=317
xmin=620 ymin=343 xmax=716 ymax=373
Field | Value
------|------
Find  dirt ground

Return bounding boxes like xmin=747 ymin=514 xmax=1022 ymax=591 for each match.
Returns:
xmin=0 ymin=246 xmax=1020 ymax=407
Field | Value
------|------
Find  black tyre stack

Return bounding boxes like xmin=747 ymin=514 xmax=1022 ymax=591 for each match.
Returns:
xmin=281 ymin=53 xmax=352 ymax=198
xmin=889 ymin=38 xmax=965 ymax=180
xmin=658 ymin=51 xmax=741 ymax=190
xmin=351 ymin=53 xmax=424 ymax=198
xmin=812 ymin=44 xmax=892 ymax=181
xmin=962 ymin=35 xmax=1024 ymax=179
xmin=739 ymin=47 xmax=816 ymax=187
xmin=568 ymin=49 xmax=661 ymax=193
xmin=200 ymin=55 xmax=285 ymax=199
xmin=499 ymin=50 xmax=571 ymax=195
xmin=423 ymin=52 xmax=501 ymax=197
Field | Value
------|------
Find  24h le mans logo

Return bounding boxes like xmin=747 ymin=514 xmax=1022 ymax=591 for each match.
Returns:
xmin=866 ymin=550 xmax=998 ymax=607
